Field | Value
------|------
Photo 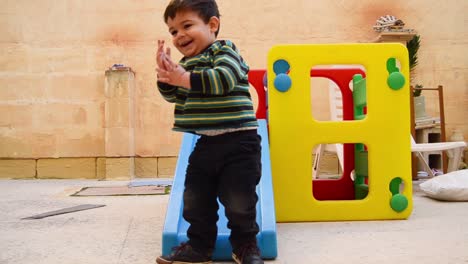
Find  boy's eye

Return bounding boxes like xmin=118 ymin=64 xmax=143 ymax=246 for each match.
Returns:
xmin=170 ymin=30 xmax=177 ymax=36
xmin=184 ymin=24 xmax=192 ymax=29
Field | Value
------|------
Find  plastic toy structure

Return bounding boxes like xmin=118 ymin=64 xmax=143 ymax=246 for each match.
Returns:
xmin=268 ymin=43 xmax=413 ymax=222
xmin=251 ymin=67 xmax=368 ymax=201
xmin=161 ymin=43 xmax=414 ymax=259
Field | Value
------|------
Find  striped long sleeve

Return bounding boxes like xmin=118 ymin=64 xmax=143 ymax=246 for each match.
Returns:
xmin=156 ymin=40 xmax=258 ymax=133
xmin=157 ymin=81 xmax=177 ymax=103
xmin=189 ymin=41 xmax=249 ymax=95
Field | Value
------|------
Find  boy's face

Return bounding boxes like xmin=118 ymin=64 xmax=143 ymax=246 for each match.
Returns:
xmin=166 ymin=10 xmax=219 ymax=58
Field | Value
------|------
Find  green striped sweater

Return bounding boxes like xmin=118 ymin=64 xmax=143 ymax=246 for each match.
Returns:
xmin=157 ymin=40 xmax=258 ymax=133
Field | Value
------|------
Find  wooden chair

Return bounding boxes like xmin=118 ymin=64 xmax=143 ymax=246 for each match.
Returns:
xmin=410 ymin=85 xmax=466 ymax=178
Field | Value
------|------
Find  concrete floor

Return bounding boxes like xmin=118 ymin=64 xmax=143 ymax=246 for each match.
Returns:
xmin=0 ymin=179 xmax=467 ymax=264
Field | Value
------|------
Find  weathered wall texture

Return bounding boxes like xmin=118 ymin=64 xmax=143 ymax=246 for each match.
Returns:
xmin=0 ymin=1 xmax=467 ymax=170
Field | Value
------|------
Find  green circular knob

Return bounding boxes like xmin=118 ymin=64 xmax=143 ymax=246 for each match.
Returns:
xmin=390 ymin=194 xmax=408 ymax=212
xmin=387 ymin=72 xmax=405 ymax=90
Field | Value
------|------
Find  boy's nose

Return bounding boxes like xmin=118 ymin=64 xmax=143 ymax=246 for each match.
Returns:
xmin=177 ymin=31 xmax=186 ymax=37
xmin=175 ymin=34 xmax=186 ymax=43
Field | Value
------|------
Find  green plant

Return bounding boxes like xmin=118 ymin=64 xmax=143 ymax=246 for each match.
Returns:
xmin=413 ymin=84 xmax=423 ymax=97
xmin=407 ymin=35 xmax=421 ymax=85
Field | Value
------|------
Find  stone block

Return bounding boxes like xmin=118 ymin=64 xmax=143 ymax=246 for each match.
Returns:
xmin=105 ymin=70 xmax=134 ymax=98
xmin=0 ymin=44 xmax=28 ymax=72
xmin=37 ymin=158 xmax=96 ymax=179
xmin=0 ymin=75 xmax=47 ymax=101
xmin=0 ymin=132 xmax=33 ymax=158
xmin=47 ymin=73 xmax=104 ymax=101
xmin=31 ymin=103 xmax=65 ymax=128
xmin=31 ymin=46 xmax=87 ymax=73
xmin=31 ymin=133 xmax=57 ymax=157
xmin=0 ymin=14 xmax=23 ymax=43
xmin=104 ymin=68 xmax=135 ymax=157
xmin=158 ymin=157 xmax=177 ymax=178
xmin=0 ymin=159 xmax=36 ymax=179
xmin=78 ymin=102 xmax=104 ymax=129
xmin=135 ymin=126 xmax=181 ymax=157
xmin=135 ymin=129 xmax=161 ymax=157
xmin=98 ymin=157 xmax=134 ymax=180
xmin=135 ymin=157 xmax=158 ymax=178
xmin=0 ymin=105 xmax=33 ymax=128
xmin=96 ymin=157 xmax=106 ymax=180
xmin=105 ymin=127 xmax=134 ymax=157
xmin=56 ymin=129 xmax=104 ymax=157
xmin=134 ymin=98 xmax=162 ymax=128
xmin=32 ymin=103 xmax=96 ymax=128
xmin=86 ymin=45 xmax=125 ymax=73
xmin=105 ymin=98 xmax=131 ymax=127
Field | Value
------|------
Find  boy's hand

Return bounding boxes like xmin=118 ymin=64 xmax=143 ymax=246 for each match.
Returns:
xmin=156 ymin=41 xmax=191 ymax=88
xmin=157 ymin=59 xmax=191 ymax=89
xmin=156 ymin=40 xmax=171 ymax=71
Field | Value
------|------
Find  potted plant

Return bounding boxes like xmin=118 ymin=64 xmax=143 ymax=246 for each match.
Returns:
xmin=413 ymin=84 xmax=427 ymax=119
xmin=407 ymin=34 xmax=421 ymax=85
xmin=407 ymin=35 xmax=426 ymax=119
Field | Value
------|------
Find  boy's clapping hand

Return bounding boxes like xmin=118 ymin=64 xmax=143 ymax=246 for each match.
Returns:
xmin=156 ymin=40 xmax=171 ymax=71
xmin=156 ymin=40 xmax=191 ymax=89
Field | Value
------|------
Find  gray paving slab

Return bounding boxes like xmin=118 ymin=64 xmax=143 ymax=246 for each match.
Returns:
xmin=0 ymin=179 xmax=467 ymax=264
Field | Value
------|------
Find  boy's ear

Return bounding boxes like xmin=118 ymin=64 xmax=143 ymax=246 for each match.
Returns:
xmin=208 ymin=16 xmax=220 ymax=34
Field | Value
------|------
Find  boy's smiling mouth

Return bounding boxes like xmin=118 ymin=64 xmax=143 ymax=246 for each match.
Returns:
xmin=180 ymin=40 xmax=193 ymax=48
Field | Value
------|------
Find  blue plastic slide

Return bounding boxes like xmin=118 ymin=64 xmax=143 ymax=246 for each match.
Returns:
xmin=161 ymin=119 xmax=277 ymax=260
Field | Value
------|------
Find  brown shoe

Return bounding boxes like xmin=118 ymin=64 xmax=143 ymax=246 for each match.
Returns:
xmin=232 ymin=242 xmax=263 ymax=264
xmin=156 ymin=243 xmax=212 ymax=264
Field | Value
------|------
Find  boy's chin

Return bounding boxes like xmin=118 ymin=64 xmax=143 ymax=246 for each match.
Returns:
xmin=179 ymin=47 xmax=199 ymax=58
xmin=182 ymin=52 xmax=197 ymax=58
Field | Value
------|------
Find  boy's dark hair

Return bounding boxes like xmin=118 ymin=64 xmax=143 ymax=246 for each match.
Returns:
xmin=164 ymin=0 xmax=221 ymax=36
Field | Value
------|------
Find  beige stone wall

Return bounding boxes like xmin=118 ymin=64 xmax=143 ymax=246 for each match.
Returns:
xmin=0 ymin=0 xmax=467 ymax=178
xmin=0 ymin=157 xmax=176 ymax=179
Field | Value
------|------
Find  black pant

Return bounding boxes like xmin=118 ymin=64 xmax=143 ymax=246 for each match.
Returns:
xmin=183 ymin=129 xmax=261 ymax=253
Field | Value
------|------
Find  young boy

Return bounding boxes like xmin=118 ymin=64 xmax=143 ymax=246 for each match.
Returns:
xmin=155 ymin=1 xmax=263 ymax=264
